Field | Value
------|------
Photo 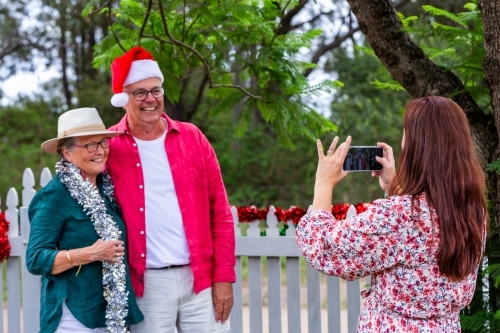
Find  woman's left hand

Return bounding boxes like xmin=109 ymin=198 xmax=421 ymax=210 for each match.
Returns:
xmin=315 ymin=136 xmax=352 ymax=189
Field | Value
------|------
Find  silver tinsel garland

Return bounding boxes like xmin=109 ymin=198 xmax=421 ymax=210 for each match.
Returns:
xmin=56 ymin=161 xmax=129 ymax=333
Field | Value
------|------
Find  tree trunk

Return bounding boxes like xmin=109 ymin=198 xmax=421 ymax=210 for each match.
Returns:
xmin=164 ymin=98 xmax=187 ymax=121
xmin=479 ymin=0 xmax=500 ymax=312
xmin=481 ymin=0 xmax=500 ymax=228
xmin=345 ymin=0 xmax=499 ymax=229
xmin=58 ymin=3 xmax=72 ymax=109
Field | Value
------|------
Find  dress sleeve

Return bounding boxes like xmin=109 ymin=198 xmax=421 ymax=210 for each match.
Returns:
xmin=26 ymin=184 xmax=68 ymax=280
xmin=295 ymin=197 xmax=412 ymax=280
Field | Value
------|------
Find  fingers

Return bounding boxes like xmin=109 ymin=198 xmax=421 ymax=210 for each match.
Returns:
xmin=111 ymin=242 xmax=125 ymax=262
xmin=214 ymin=299 xmax=232 ymax=323
xmin=316 ymin=139 xmax=324 ymax=160
xmin=221 ymin=303 xmax=230 ymax=323
xmin=375 ymin=156 xmax=392 ymax=170
xmin=327 ymin=136 xmax=340 ymax=155
xmin=212 ymin=282 xmax=233 ymax=323
xmin=377 ymin=142 xmax=394 ymax=163
xmin=213 ymin=297 xmax=225 ymax=322
xmin=94 ymin=239 xmax=125 ymax=263
xmin=333 ymin=136 xmax=351 ymax=160
xmin=215 ymin=303 xmax=226 ymax=323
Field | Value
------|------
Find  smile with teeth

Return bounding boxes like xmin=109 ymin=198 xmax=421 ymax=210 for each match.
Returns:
xmin=92 ymin=158 xmax=103 ymax=162
xmin=141 ymin=107 xmax=157 ymax=112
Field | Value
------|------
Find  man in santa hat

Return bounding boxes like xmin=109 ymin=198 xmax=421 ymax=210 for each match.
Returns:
xmin=106 ymin=46 xmax=235 ymax=332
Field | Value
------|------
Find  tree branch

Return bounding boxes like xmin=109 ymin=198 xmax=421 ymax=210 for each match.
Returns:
xmin=156 ymin=0 xmax=262 ymax=99
xmin=107 ymin=4 xmax=126 ymax=52
xmin=269 ymin=0 xmax=293 ymax=50
xmin=186 ymin=74 xmax=209 ymax=121
xmin=302 ymin=0 xmax=412 ymax=77
xmin=276 ymin=0 xmax=308 ymax=35
xmin=88 ymin=0 xmax=114 ymax=15
xmin=289 ymin=10 xmax=335 ymax=31
xmin=303 ymin=25 xmax=360 ymax=77
xmin=138 ymin=0 xmax=153 ymax=41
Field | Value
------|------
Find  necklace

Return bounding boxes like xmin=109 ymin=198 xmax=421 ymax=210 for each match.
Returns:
xmin=56 ymin=160 xmax=129 ymax=333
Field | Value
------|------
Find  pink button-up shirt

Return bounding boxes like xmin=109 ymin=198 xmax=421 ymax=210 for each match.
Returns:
xmin=107 ymin=113 xmax=235 ymax=297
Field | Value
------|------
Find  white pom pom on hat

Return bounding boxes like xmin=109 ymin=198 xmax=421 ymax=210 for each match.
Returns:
xmin=111 ymin=92 xmax=129 ymax=107
xmin=110 ymin=46 xmax=165 ymax=107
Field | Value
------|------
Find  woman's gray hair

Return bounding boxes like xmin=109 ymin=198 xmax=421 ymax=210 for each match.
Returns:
xmin=57 ymin=137 xmax=78 ymax=160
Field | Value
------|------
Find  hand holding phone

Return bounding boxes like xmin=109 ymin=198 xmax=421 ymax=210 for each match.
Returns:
xmin=371 ymin=143 xmax=396 ymax=193
xmin=312 ymin=136 xmax=352 ymax=211
xmin=343 ymin=146 xmax=384 ymax=172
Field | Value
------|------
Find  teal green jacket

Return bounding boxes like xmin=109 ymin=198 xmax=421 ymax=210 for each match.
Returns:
xmin=26 ymin=174 xmax=144 ymax=333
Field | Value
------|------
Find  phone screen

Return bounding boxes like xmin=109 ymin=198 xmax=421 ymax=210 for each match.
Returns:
xmin=343 ymin=146 xmax=383 ymax=171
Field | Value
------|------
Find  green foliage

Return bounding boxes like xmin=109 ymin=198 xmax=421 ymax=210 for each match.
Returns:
xmin=397 ymin=12 xmax=419 ymax=29
xmin=371 ymin=79 xmax=405 ymax=92
xmin=484 ymin=264 xmax=500 ymax=289
xmin=459 ymin=264 xmax=500 ymax=332
xmin=206 ymin=110 xmax=319 ymax=208
xmin=375 ymin=2 xmax=487 ymax=111
xmin=460 ymin=310 xmax=500 ymax=333
xmin=486 ymin=161 xmax=500 ymax=175
xmin=404 ymin=1 xmax=489 ymax=112
xmin=86 ymin=0 xmax=337 ymax=148
xmin=0 ymin=96 xmax=61 ymax=204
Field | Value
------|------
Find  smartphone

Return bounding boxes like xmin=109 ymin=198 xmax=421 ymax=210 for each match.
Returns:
xmin=343 ymin=146 xmax=383 ymax=172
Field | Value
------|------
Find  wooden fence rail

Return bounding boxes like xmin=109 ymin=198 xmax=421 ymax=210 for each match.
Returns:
xmin=2 ymin=168 xmax=363 ymax=333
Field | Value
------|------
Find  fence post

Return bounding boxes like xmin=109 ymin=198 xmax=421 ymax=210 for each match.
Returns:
xmin=40 ymin=167 xmax=52 ymax=188
xmin=22 ymin=169 xmax=36 ymax=207
xmin=6 ymin=188 xmax=21 ymax=333
xmin=266 ymin=206 xmax=279 ymax=237
xmin=230 ymin=206 xmax=243 ymax=333
xmin=21 ymin=168 xmax=41 ymax=333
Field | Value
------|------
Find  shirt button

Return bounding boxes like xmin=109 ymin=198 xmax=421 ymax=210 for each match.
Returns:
xmin=139 ymin=185 xmax=143 ymax=189
xmin=141 ymin=253 xmax=145 ymax=258
xmin=136 ymin=163 xmax=140 ymax=167
xmin=140 ymin=207 xmax=144 ymax=212
xmin=133 ymin=143 xmax=137 ymax=147
xmin=140 ymin=231 xmax=144 ymax=235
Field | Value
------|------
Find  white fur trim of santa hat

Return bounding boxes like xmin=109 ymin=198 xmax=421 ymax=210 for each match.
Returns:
xmin=110 ymin=47 xmax=165 ymax=107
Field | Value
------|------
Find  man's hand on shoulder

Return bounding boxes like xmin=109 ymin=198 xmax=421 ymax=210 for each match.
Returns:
xmin=212 ymin=282 xmax=233 ymax=324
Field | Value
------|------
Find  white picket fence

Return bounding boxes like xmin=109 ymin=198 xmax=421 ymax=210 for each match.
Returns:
xmin=2 ymin=167 xmax=364 ymax=333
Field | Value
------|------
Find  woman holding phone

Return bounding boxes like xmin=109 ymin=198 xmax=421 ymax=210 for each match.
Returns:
xmin=296 ymin=96 xmax=487 ymax=332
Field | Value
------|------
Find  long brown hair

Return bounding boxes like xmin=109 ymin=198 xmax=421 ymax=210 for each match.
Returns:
xmin=389 ymin=96 xmax=487 ymax=281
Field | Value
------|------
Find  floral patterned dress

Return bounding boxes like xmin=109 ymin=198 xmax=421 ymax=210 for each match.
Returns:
xmin=296 ymin=194 xmax=485 ymax=333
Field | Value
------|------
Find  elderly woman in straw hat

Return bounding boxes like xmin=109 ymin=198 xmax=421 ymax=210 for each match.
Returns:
xmin=26 ymin=108 xmax=143 ymax=333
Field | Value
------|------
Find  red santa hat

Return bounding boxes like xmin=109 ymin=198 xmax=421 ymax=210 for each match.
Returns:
xmin=110 ymin=46 xmax=164 ymax=107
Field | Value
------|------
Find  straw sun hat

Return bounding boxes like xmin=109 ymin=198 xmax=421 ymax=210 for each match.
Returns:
xmin=41 ymin=108 xmax=124 ymax=154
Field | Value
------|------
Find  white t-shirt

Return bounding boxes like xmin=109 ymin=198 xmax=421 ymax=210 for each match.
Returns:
xmin=134 ymin=129 xmax=190 ymax=267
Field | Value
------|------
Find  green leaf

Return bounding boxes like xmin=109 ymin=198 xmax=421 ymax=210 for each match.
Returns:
xmin=422 ymin=5 xmax=467 ymax=28
xmin=397 ymin=12 xmax=419 ymax=29
xmin=209 ymin=90 xmax=246 ymax=117
xmin=372 ymin=79 xmax=405 ymax=92
xmin=486 ymin=160 xmax=500 ymax=174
